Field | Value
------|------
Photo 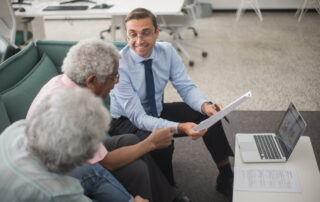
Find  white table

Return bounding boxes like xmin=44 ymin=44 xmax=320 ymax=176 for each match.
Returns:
xmin=14 ymin=0 xmax=113 ymax=41
xmin=13 ymin=0 xmax=184 ymax=41
xmin=233 ymin=135 xmax=320 ymax=202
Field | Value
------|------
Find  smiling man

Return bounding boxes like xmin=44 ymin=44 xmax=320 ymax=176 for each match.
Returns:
xmin=109 ymin=8 xmax=235 ymax=202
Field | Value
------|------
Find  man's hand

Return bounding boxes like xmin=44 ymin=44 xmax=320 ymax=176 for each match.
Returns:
xmin=145 ymin=127 xmax=175 ymax=150
xmin=134 ymin=195 xmax=149 ymax=202
xmin=201 ymin=102 xmax=223 ymax=117
xmin=178 ymin=122 xmax=207 ymax=140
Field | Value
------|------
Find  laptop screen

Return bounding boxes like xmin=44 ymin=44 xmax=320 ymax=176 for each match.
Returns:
xmin=276 ymin=103 xmax=307 ymax=158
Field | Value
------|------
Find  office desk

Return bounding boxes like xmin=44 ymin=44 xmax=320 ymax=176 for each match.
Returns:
xmin=13 ymin=0 xmax=184 ymax=41
xmin=233 ymin=136 xmax=320 ymax=202
xmin=14 ymin=0 xmax=113 ymax=41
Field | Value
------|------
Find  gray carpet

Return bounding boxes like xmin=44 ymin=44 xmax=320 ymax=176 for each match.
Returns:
xmin=173 ymin=110 xmax=320 ymax=202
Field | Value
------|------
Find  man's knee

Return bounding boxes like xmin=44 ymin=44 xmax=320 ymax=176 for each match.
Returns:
xmin=105 ymin=134 xmax=140 ymax=151
xmin=112 ymin=159 xmax=152 ymax=198
xmin=117 ymin=134 xmax=140 ymax=145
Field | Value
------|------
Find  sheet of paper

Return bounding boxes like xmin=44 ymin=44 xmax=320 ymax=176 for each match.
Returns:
xmin=234 ymin=167 xmax=301 ymax=193
xmin=193 ymin=91 xmax=252 ymax=131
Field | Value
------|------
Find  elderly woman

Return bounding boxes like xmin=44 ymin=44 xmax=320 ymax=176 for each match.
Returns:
xmin=26 ymin=39 xmax=180 ymax=202
xmin=0 ymin=88 xmax=108 ymax=201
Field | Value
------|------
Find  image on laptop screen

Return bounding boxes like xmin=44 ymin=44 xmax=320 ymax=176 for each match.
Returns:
xmin=277 ymin=103 xmax=306 ymax=156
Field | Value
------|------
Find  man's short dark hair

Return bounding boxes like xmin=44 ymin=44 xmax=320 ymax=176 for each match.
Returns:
xmin=125 ymin=8 xmax=158 ymax=31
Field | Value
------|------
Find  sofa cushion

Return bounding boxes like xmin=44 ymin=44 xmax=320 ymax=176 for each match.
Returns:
xmin=0 ymin=97 xmax=11 ymax=134
xmin=1 ymin=53 xmax=59 ymax=122
xmin=36 ymin=40 xmax=77 ymax=72
xmin=0 ymin=42 xmax=39 ymax=92
xmin=36 ymin=40 xmax=128 ymax=72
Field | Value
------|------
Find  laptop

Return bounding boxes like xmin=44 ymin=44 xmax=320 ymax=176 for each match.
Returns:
xmin=236 ymin=103 xmax=307 ymax=163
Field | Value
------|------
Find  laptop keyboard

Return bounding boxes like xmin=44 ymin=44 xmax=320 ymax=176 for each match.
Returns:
xmin=254 ymin=135 xmax=282 ymax=160
xmin=43 ymin=5 xmax=88 ymax=11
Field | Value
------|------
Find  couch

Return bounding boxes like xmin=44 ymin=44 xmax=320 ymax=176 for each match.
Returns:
xmin=0 ymin=40 xmax=127 ymax=133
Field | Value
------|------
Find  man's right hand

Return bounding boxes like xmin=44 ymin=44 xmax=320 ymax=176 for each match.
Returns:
xmin=178 ymin=122 xmax=207 ymax=140
xmin=134 ymin=195 xmax=149 ymax=202
xmin=146 ymin=127 xmax=175 ymax=150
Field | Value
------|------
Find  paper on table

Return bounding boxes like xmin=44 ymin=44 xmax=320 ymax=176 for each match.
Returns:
xmin=193 ymin=91 xmax=252 ymax=131
xmin=234 ymin=167 xmax=301 ymax=193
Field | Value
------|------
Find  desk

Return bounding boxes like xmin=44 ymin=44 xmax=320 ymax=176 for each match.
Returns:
xmin=233 ymin=136 xmax=320 ymax=202
xmin=13 ymin=0 xmax=112 ymax=41
xmin=13 ymin=0 xmax=184 ymax=41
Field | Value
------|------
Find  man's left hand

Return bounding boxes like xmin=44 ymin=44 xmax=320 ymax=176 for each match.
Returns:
xmin=201 ymin=102 xmax=223 ymax=117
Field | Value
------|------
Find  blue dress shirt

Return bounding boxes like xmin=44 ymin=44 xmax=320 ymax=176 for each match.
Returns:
xmin=110 ymin=42 xmax=208 ymax=132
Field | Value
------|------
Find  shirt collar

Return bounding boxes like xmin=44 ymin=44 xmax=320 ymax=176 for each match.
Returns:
xmin=61 ymin=74 xmax=79 ymax=88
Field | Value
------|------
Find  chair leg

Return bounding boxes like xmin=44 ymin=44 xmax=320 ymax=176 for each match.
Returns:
xmin=298 ymin=0 xmax=308 ymax=22
xmin=315 ymin=0 xmax=320 ymax=14
xmin=177 ymin=39 xmax=205 ymax=52
xmin=100 ymin=26 xmax=120 ymax=39
xmin=253 ymin=0 xmax=263 ymax=21
xmin=171 ymin=40 xmax=194 ymax=66
xmin=236 ymin=0 xmax=245 ymax=21
xmin=188 ymin=26 xmax=198 ymax=37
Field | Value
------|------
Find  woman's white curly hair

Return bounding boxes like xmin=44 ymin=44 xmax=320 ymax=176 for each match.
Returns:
xmin=62 ymin=39 xmax=121 ymax=85
xmin=26 ymin=88 xmax=110 ymax=174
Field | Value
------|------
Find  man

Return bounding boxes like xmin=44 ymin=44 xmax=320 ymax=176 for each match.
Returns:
xmin=27 ymin=39 xmax=186 ymax=202
xmin=0 ymin=88 xmax=149 ymax=201
xmin=109 ymin=8 xmax=234 ymax=201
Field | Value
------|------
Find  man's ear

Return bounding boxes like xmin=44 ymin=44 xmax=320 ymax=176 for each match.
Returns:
xmin=85 ymin=75 xmax=96 ymax=90
xmin=155 ymin=28 xmax=160 ymax=38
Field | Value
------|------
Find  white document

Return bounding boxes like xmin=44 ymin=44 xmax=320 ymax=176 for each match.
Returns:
xmin=193 ymin=91 xmax=252 ymax=131
xmin=234 ymin=167 xmax=301 ymax=193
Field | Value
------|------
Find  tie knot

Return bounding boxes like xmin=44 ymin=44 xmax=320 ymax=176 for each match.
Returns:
xmin=142 ymin=59 xmax=152 ymax=66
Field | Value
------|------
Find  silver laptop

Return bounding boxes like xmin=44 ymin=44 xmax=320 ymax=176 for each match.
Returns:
xmin=236 ymin=103 xmax=307 ymax=163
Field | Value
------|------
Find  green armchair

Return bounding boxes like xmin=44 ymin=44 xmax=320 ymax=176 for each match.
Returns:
xmin=0 ymin=40 xmax=127 ymax=133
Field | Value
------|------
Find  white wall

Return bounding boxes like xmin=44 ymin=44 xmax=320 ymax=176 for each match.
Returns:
xmin=201 ymin=0 xmax=304 ymax=9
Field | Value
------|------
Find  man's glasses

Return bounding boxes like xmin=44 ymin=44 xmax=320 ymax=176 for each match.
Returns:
xmin=107 ymin=73 xmax=119 ymax=82
xmin=127 ymin=31 xmax=154 ymax=42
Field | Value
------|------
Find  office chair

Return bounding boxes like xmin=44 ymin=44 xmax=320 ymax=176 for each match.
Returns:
xmin=0 ymin=0 xmax=33 ymax=46
xmin=183 ymin=0 xmax=199 ymax=37
xmin=235 ymin=0 xmax=263 ymax=22
xmin=295 ymin=0 xmax=320 ymax=22
xmin=157 ymin=0 xmax=207 ymax=67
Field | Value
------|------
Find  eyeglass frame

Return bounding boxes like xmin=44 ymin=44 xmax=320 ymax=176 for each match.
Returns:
xmin=126 ymin=28 xmax=156 ymax=42
xmin=107 ymin=72 xmax=120 ymax=82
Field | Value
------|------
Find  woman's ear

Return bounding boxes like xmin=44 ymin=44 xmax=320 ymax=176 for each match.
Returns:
xmin=85 ymin=75 xmax=96 ymax=90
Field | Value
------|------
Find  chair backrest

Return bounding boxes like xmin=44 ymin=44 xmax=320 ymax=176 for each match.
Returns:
xmin=181 ymin=0 xmax=197 ymax=24
xmin=157 ymin=0 xmax=197 ymax=31
xmin=0 ymin=0 xmax=16 ymax=44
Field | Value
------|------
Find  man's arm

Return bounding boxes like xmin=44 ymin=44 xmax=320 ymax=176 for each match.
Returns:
xmin=99 ymin=127 xmax=175 ymax=171
xmin=169 ymin=45 xmax=208 ymax=113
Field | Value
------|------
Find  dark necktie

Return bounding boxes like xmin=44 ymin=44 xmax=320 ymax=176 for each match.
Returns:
xmin=142 ymin=59 xmax=158 ymax=117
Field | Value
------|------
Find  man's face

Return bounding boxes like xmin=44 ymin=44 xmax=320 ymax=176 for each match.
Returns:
xmin=90 ymin=60 xmax=119 ymax=99
xmin=126 ymin=18 xmax=159 ymax=58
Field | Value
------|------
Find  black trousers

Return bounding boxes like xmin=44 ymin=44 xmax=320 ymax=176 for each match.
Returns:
xmin=105 ymin=134 xmax=176 ymax=202
xmin=109 ymin=102 xmax=234 ymax=186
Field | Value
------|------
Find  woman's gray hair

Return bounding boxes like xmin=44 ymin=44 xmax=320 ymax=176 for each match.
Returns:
xmin=26 ymin=88 xmax=110 ymax=174
xmin=62 ymin=39 xmax=121 ymax=85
